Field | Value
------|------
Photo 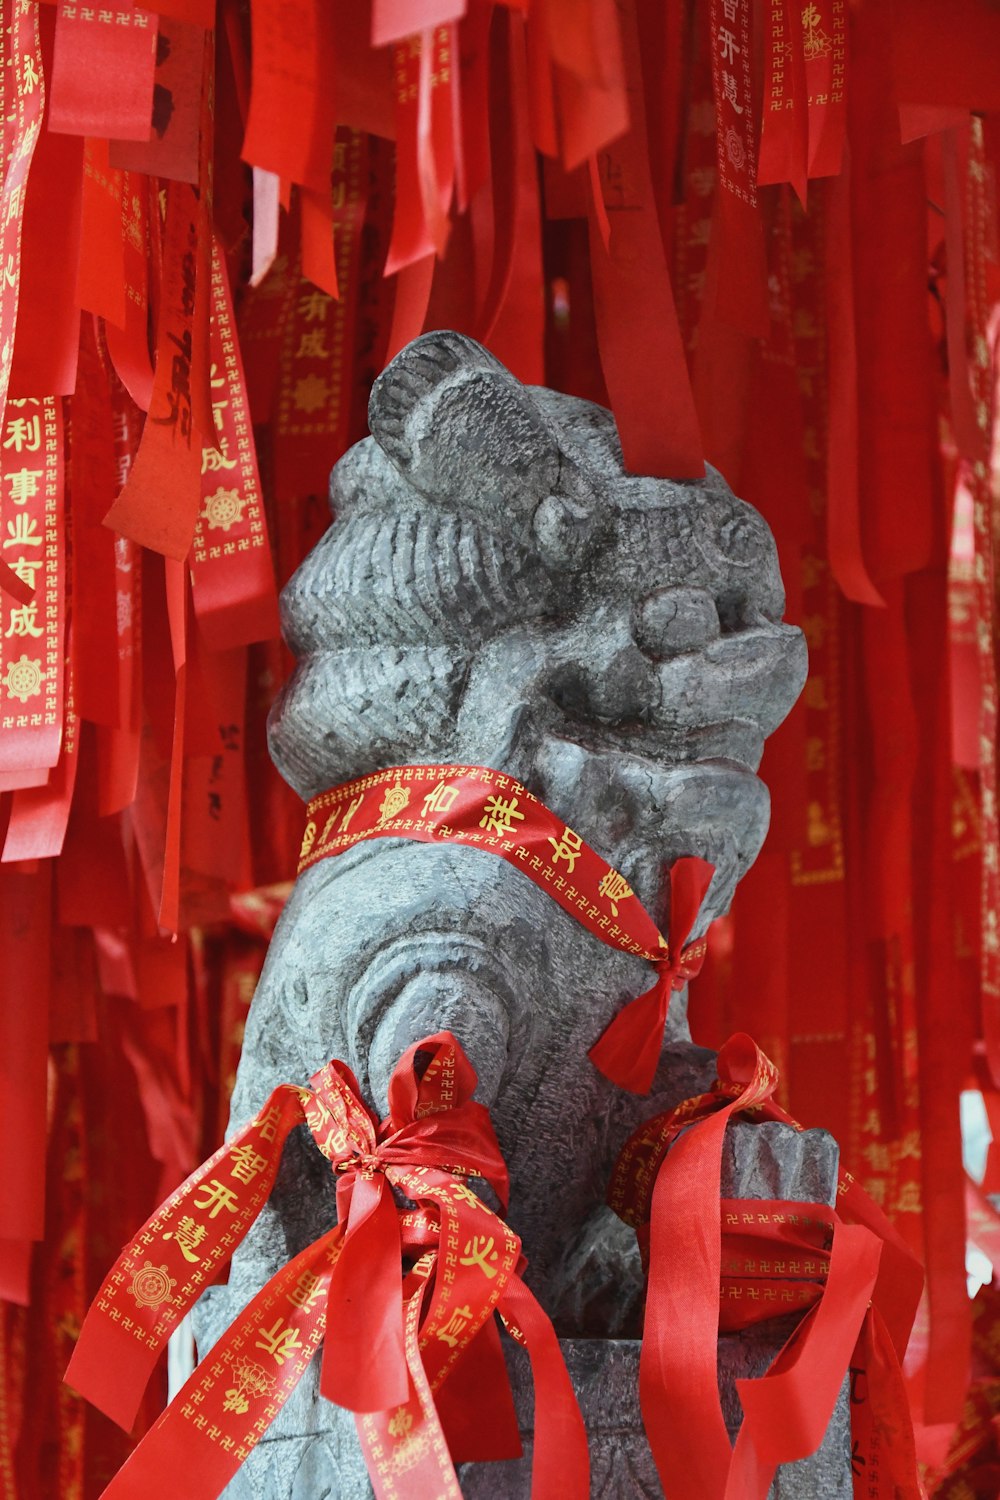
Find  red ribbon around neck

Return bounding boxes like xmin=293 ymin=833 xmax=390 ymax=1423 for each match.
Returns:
xmin=298 ymin=763 xmax=716 ymax=1094
xmin=609 ymin=1033 xmax=923 ymax=1500
xmin=66 ymin=1031 xmax=588 ymax=1500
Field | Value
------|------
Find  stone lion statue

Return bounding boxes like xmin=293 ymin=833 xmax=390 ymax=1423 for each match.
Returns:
xmin=195 ymin=332 xmax=827 ymax=1497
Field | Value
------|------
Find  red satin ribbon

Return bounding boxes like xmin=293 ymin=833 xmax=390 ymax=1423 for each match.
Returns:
xmin=608 ymin=1033 xmax=923 ymax=1500
xmin=67 ymin=1031 xmax=588 ymax=1499
xmin=300 ymin=764 xmax=715 ymax=1094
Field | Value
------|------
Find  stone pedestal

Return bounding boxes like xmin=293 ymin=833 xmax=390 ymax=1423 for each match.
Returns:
xmin=195 ymin=1120 xmax=849 ymax=1498
xmin=460 ymin=1338 xmax=851 ymax=1500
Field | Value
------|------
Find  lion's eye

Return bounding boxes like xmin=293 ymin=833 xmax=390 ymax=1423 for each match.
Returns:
xmin=633 ymin=587 xmax=721 ymax=660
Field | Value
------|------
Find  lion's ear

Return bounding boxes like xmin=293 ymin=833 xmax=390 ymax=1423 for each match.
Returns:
xmin=368 ymin=331 xmax=561 ymax=536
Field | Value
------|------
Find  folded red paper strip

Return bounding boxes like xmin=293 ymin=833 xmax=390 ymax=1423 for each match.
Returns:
xmin=608 ymin=1032 xmax=923 ymax=1500
xmin=66 ymin=1031 xmax=589 ymax=1499
xmin=299 ymin=764 xmax=716 ymax=1094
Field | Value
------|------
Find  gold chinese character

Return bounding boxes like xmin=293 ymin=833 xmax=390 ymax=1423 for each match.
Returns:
xmin=340 ymin=794 xmax=364 ymax=831
xmin=256 ymin=1104 xmax=282 ymax=1143
xmin=299 ymin=820 xmax=317 ymax=860
xmin=22 ymin=56 xmax=38 ymax=92
xmin=287 ymin=1269 xmax=325 ymax=1311
xmin=479 ymin=794 xmax=525 ymax=838
xmin=5 ymin=466 xmax=43 ymax=503
xmin=4 ymin=514 xmax=41 ymax=547
xmin=5 ymin=184 xmax=21 ymax=228
xmin=388 ymin=1405 xmax=413 ymax=1440
xmin=163 ymin=1214 xmax=208 ymax=1265
xmin=805 ymin=736 xmax=826 ymax=772
xmin=894 ymin=1181 xmax=921 ymax=1214
xmin=435 ymin=1303 xmax=474 ymax=1349
xmin=459 ymin=1234 xmax=500 ymax=1279
xmin=802 ymin=3 xmax=833 ymax=60
xmin=9 ymin=555 xmax=40 ymax=587
xmin=229 ymin=1144 xmax=269 ymax=1185
xmin=5 ymin=601 xmax=42 ymax=638
xmin=254 ymin=1317 xmax=303 ymax=1365
xmin=862 ymin=1142 xmax=890 ymax=1174
xmin=806 ymin=800 xmax=834 ymax=848
xmin=193 ymin=1178 xmax=239 ymax=1219
xmin=295 ymin=329 xmax=331 ymax=360
xmin=3 ymin=417 xmax=41 ymax=453
xmin=597 ymin=869 xmax=633 ymax=916
xmin=448 ymin=1181 xmax=481 ymax=1210
xmin=297 ymin=289 xmax=333 ymax=322
xmin=422 ymin=781 xmax=459 ymax=819
xmin=548 ymin=826 xmax=583 ymax=872
xmin=717 ymin=27 xmax=740 ymax=63
xmin=721 ymin=71 xmax=743 ymax=114
xmin=801 ymin=613 xmax=826 ymax=649
xmin=201 ymin=437 xmax=237 ymax=473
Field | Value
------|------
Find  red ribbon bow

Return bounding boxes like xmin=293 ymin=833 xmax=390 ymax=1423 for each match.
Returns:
xmin=608 ymin=1033 xmax=924 ymax=1500
xmin=67 ymin=1032 xmax=588 ymax=1500
xmin=587 ymin=854 xmax=715 ymax=1094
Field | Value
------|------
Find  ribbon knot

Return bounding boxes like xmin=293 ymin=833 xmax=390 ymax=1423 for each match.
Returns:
xmin=589 ymin=855 xmax=716 ymax=1094
xmin=336 ymin=1149 xmax=383 ymax=1178
xmin=67 ymin=1029 xmax=590 ymax=1500
xmin=659 ymin=933 xmax=709 ymax=990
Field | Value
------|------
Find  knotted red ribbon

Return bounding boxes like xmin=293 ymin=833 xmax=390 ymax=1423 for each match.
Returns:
xmin=66 ymin=1031 xmax=588 ymax=1499
xmin=587 ymin=855 xmax=715 ymax=1093
xmin=608 ymin=1033 xmax=923 ymax=1500
xmin=298 ymin=764 xmax=715 ymax=1094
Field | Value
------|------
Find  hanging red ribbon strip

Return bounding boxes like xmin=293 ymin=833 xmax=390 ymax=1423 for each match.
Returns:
xmin=0 ymin=395 xmax=65 ymax=782
xmin=299 ymin=764 xmax=715 ymax=1094
xmin=189 ymin=237 xmax=279 ymax=651
xmin=66 ymin=1030 xmax=589 ymax=1500
xmin=0 ymin=0 xmax=45 ymax=435
xmin=608 ymin=1032 xmax=923 ymax=1499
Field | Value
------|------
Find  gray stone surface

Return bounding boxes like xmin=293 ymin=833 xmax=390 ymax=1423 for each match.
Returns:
xmin=193 ymin=332 xmax=835 ymax=1495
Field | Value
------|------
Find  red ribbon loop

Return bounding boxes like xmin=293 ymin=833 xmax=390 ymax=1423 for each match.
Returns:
xmin=609 ymin=1033 xmax=922 ymax=1500
xmin=67 ymin=1029 xmax=588 ymax=1500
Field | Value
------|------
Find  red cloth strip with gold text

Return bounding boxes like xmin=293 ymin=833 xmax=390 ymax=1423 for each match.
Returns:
xmin=299 ymin=764 xmax=715 ymax=1095
xmin=190 ymin=236 xmax=280 ymax=651
xmin=608 ymin=1033 xmax=923 ymax=1500
xmin=718 ymin=1199 xmax=836 ymax=1326
xmin=66 ymin=1032 xmax=589 ymax=1500
xmin=0 ymin=0 xmax=45 ymax=435
xmin=0 ymin=395 xmax=65 ymax=781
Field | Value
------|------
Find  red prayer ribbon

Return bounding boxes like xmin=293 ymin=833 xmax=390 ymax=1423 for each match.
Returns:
xmin=299 ymin=764 xmax=716 ymax=1094
xmin=189 ymin=237 xmax=280 ymax=651
xmin=0 ymin=395 xmax=66 ymax=784
xmin=608 ymin=1032 xmax=923 ymax=1500
xmin=67 ymin=1031 xmax=589 ymax=1499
